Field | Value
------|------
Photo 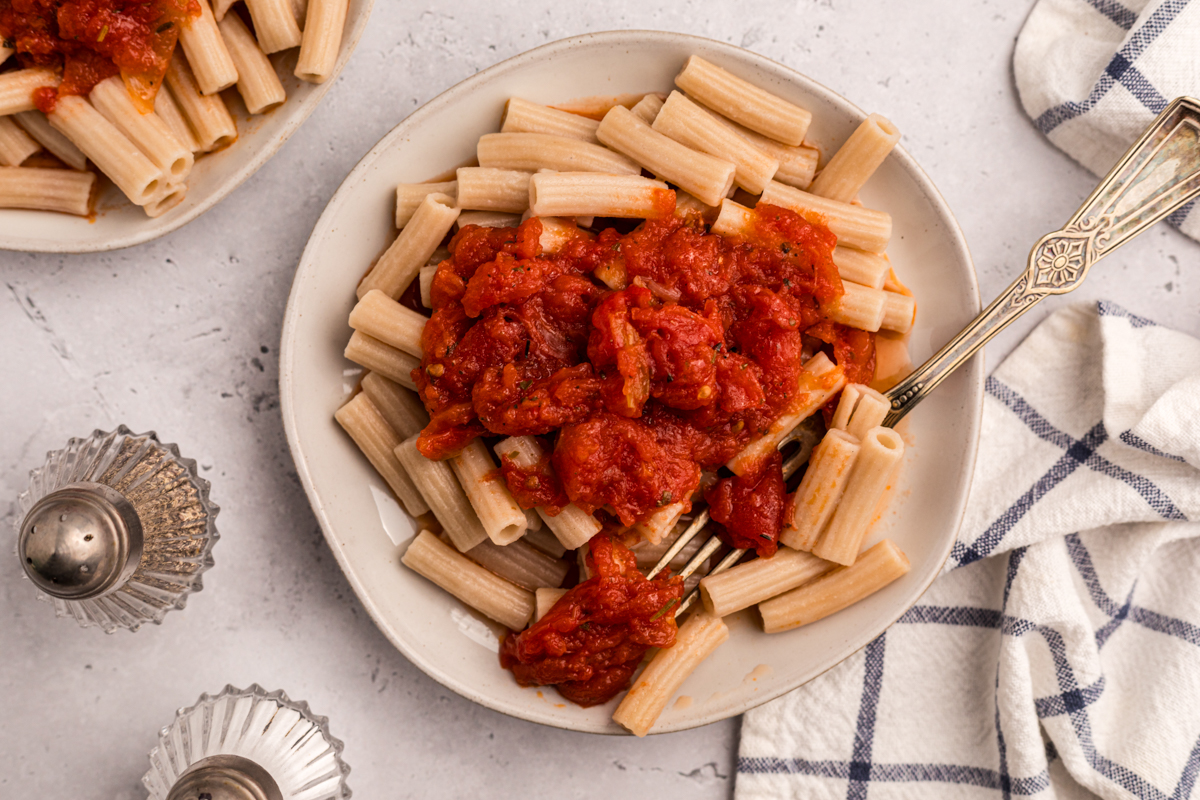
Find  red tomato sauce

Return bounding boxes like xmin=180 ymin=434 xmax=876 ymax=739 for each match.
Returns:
xmin=499 ymin=532 xmax=683 ymax=706
xmin=414 ymin=201 xmax=873 ymax=533
xmin=705 ymin=450 xmax=787 ymax=558
xmin=0 ymin=0 xmax=198 ymax=113
xmin=497 ymin=447 xmax=569 ymax=516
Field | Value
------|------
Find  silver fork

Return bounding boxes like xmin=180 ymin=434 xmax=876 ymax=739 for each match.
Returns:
xmin=650 ymin=96 xmax=1200 ymax=617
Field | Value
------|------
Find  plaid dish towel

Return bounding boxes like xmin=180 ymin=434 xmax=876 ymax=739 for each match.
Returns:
xmin=1013 ymin=0 xmax=1200 ymax=241
xmin=735 ymin=301 xmax=1200 ymax=800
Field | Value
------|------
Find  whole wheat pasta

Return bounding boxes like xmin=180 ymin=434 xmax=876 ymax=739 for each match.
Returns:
xmin=244 ymin=0 xmax=303 ymax=53
xmin=165 ymin=53 xmax=237 ymax=152
xmin=674 ymin=190 xmax=719 ymax=221
xmin=14 ymin=111 xmax=88 ymax=170
xmin=348 ymin=289 xmax=427 ymax=358
xmin=295 ymin=0 xmax=349 ymax=84
xmin=419 ymin=265 xmax=436 ymax=308
xmin=632 ymin=502 xmax=686 ymax=546
xmin=152 ymin=88 xmax=203 ymax=155
xmin=450 ymin=439 xmax=528 ymax=546
xmin=178 ymin=0 xmax=239 ymax=95
xmin=612 ymin=610 xmax=729 ymax=737
xmin=630 ymin=93 xmax=665 ymax=124
xmin=536 ymin=216 xmax=589 ymax=253
xmin=0 ymin=117 xmax=40 ymax=166
xmin=396 ymin=181 xmax=457 ymax=228
xmin=714 ymin=114 xmax=819 ymax=188
xmin=48 ymin=96 xmax=165 ymax=206
xmin=291 ymin=0 xmax=308 ymax=27
xmin=596 ymin=105 xmax=735 ymax=206
xmin=652 ymin=91 xmax=778 ymax=195
xmin=832 ymin=246 xmax=889 ymax=289
xmin=828 ymin=384 xmax=865 ymax=433
xmin=534 ymin=587 xmax=568 ymax=622
xmin=357 ymin=192 xmax=460 ymax=299
xmin=812 ymin=427 xmax=905 ymax=565
xmin=524 ymin=527 xmax=567 ymax=559
xmin=759 ymin=539 xmax=910 ymax=632
xmin=780 ymin=428 xmax=860 ymax=552
xmin=0 ymin=166 xmax=94 ymax=215
xmin=844 ymin=386 xmax=890 ymax=440
xmin=212 ymin=0 xmax=237 ymax=20
xmin=493 ymin=436 xmax=601 ymax=550
xmin=456 ymin=210 xmax=522 ymax=229
xmin=218 ymin=13 xmax=287 ymax=115
xmin=824 ymin=281 xmax=886 ymax=332
xmin=881 ymin=290 xmax=916 ymax=334
xmin=334 ymin=393 xmax=430 ymax=518
xmin=402 ymin=530 xmax=534 ymax=630
xmin=700 ymin=546 xmax=832 ymax=617
xmin=529 ymin=172 xmax=673 ymax=220
xmin=344 ymin=331 xmax=420 ymax=389
xmin=456 ymin=167 xmax=532 ymax=213
xmin=810 ymin=114 xmax=901 ymax=203
xmin=465 ymin=536 xmax=569 ymax=591
xmin=501 ymin=98 xmax=602 ymax=143
xmin=477 ymin=132 xmax=640 ymax=176
xmin=0 ymin=68 xmax=59 ymax=116
xmin=142 ymin=183 xmax=188 ymax=218
xmin=710 ymin=198 xmax=753 ymax=238
xmin=360 ymin=372 xmax=429 ymax=438
xmin=89 ymin=76 xmax=193 ymax=182
xmin=674 ymin=55 xmax=811 ymax=146
xmin=726 ymin=352 xmax=846 ymax=475
xmin=395 ymin=436 xmax=489 ymax=552
xmin=760 ymin=181 xmax=892 ymax=254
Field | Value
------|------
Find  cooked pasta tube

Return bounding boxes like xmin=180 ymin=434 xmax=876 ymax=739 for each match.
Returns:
xmin=290 ymin=0 xmax=308 ymax=27
xmin=14 ymin=111 xmax=88 ymax=170
xmin=402 ymin=530 xmax=534 ymax=630
xmin=0 ymin=117 xmax=39 ymax=166
xmin=812 ymin=427 xmax=905 ymax=565
xmin=832 ymin=246 xmax=889 ymax=290
xmin=760 ymin=539 xmax=910 ymax=632
xmin=456 ymin=167 xmax=531 ymax=213
xmin=596 ymin=105 xmax=735 ymax=206
xmin=344 ymin=331 xmax=420 ymax=389
xmin=700 ymin=546 xmax=832 ymax=617
xmin=809 ymin=114 xmax=901 ymax=203
xmin=524 ymin=526 xmax=566 ymax=559
xmin=0 ymin=166 xmax=94 ymax=215
xmin=465 ymin=536 xmax=569 ymax=591
xmin=360 ymin=372 xmax=429 ymax=438
xmin=142 ymin=183 xmax=188 ymax=217
xmin=717 ymin=116 xmax=818 ymax=189
xmin=358 ymin=192 xmax=459 ymax=299
xmin=845 ymin=386 xmax=890 ymax=440
xmin=534 ymin=587 xmax=568 ymax=622
xmin=760 ymin=181 xmax=891 ymax=254
xmin=457 ymin=210 xmax=522 ymax=229
xmin=537 ymin=216 xmax=589 ymax=253
xmin=726 ymin=352 xmax=845 ymax=475
xmin=824 ymin=281 xmax=886 ymax=332
xmin=477 ymin=132 xmax=640 ymax=176
xmin=493 ymin=435 xmax=601 ymax=550
xmin=348 ymin=289 xmax=427 ymax=357
xmin=212 ymin=0 xmax=236 ymax=19
xmin=523 ymin=507 xmax=543 ymax=533
xmin=630 ymin=93 xmax=665 ymax=124
xmin=90 ymin=76 xmax=193 ymax=182
xmin=450 ymin=439 xmax=528 ymax=546
xmin=674 ymin=55 xmax=811 ymax=146
xmin=529 ymin=172 xmax=673 ymax=220
xmin=295 ymin=0 xmax=349 ymax=84
xmin=396 ymin=181 xmax=457 ymax=227
xmin=418 ymin=266 xmax=435 ymax=308
xmin=395 ymin=436 xmax=489 ymax=552
xmin=218 ymin=13 xmax=287 ymax=114
xmin=632 ymin=502 xmax=686 ymax=546
xmin=178 ymin=0 xmax=239 ymax=95
xmin=828 ymin=384 xmax=863 ymax=432
xmin=152 ymin=87 xmax=202 ymax=155
xmin=334 ymin=393 xmax=429 ymax=517
xmin=48 ymin=96 xmax=165 ymax=205
xmin=652 ymin=91 xmax=778 ymax=195
xmin=780 ymin=429 xmax=860 ymax=552
xmin=244 ymin=0 xmax=303 ymax=53
xmin=0 ymin=68 xmax=59 ymax=115
xmin=501 ymin=98 xmax=601 ymax=143
xmin=674 ymin=190 xmax=719 ymax=222
xmin=882 ymin=290 xmax=916 ymax=334
xmin=612 ymin=610 xmax=729 ymax=737
xmin=165 ymin=54 xmax=237 ymax=152
xmin=710 ymin=198 xmax=753 ymax=238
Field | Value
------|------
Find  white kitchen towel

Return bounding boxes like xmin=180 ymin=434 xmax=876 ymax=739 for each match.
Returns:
xmin=1013 ymin=0 xmax=1200 ymax=241
xmin=735 ymin=301 xmax=1200 ymax=800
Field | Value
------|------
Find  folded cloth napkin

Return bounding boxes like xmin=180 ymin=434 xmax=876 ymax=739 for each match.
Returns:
xmin=1013 ymin=0 xmax=1200 ymax=241
xmin=735 ymin=301 xmax=1200 ymax=800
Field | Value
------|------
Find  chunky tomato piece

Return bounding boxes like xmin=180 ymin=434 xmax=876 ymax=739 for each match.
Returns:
xmin=498 ymin=446 xmax=570 ymax=515
xmin=705 ymin=450 xmax=786 ymax=557
xmin=587 ymin=287 xmax=652 ymax=418
xmin=499 ymin=532 xmax=683 ymax=706
xmin=630 ymin=302 xmax=724 ymax=411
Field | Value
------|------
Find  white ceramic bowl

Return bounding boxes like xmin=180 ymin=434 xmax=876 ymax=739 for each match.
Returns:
xmin=281 ymin=30 xmax=984 ymax=734
xmin=0 ymin=0 xmax=374 ymax=254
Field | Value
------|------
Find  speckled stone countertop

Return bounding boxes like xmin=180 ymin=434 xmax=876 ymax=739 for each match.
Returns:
xmin=2 ymin=2 xmax=1197 ymax=798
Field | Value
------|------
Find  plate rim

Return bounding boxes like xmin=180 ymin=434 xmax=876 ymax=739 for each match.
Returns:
xmin=280 ymin=28 xmax=985 ymax=734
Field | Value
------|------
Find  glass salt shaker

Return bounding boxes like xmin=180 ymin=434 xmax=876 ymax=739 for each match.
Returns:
xmin=14 ymin=426 xmax=219 ymax=632
xmin=143 ymin=684 xmax=351 ymax=800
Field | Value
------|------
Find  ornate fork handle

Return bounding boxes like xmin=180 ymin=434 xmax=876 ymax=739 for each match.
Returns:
xmin=884 ymin=96 xmax=1200 ymax=426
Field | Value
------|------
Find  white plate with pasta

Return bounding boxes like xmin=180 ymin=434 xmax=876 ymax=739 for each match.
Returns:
xmin=0 ymin=0 xmax=372 ymax=254
xmin=280 ymin=30 xmax=984 ymax=735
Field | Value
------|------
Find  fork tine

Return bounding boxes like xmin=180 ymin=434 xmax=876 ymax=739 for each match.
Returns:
xmin=646 ymin=510 xmax=710 ymax=579
xmin=676 ymin=546 xmax=747 ymax=617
